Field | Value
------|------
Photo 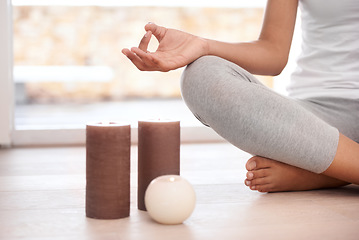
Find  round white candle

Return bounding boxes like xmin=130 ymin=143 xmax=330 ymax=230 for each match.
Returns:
xmin=144 ymin=175 xmax=196 ymax=225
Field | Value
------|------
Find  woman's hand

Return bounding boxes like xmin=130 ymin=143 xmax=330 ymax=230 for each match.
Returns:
xmin=122 ymin=23 xmax=208 ymax=72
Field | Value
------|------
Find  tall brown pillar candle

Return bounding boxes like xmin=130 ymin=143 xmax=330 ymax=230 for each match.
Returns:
xmin=86 ymin=122 xmax=131 ymax=219
xmin=138 ymin=119 xmax=180 ymax=211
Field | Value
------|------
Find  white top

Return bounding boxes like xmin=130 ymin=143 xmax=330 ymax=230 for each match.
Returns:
xmin=287 ymin=0 xmax=359 ymax=99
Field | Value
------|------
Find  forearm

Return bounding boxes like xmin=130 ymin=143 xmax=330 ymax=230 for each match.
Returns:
xmin=202 ymin=0 xmax=298 ymax=76
xmin=204 ymin=38 xmax=288 ymax=76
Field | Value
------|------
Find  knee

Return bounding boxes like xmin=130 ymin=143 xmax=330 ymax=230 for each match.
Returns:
xmin=180 ymin=56 xmax=228 ymax=105
xmin=180 ymin=56 xmax=227 ymax=125
xmin=180 ymin=55 xmax=253 ymax=101
xmin=181 ymin=56 xmax=217 ymax=90
xmin=180 ymin=55 xmax=257 ymax=125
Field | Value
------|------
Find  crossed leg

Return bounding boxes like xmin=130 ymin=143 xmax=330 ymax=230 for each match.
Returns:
xmin=244 ymin=132 xmax=359 ymax=192
xmin=181 ymin=56 xmax=359 ymax=192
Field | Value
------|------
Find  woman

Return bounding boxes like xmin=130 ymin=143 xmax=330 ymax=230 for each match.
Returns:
xmin=122 ymin=0 xmax=359 ymax=192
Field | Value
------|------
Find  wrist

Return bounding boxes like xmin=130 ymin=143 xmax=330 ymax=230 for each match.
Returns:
xmin=198 ymin=37 xmax=210 ymax=56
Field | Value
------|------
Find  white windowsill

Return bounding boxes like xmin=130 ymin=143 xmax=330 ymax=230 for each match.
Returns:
xmin=13 ymin=100 xmax=226 ymax=146
xmin=14 ymin=66 xmax=114 ymax=83
xmin=12 ymin=125 xmax=225 ymax=147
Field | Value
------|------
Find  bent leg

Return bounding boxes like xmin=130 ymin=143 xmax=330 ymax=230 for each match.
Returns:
xmin=244 ymin=96 xmax=359 ymax=191
xmin=244 ymin=133 xmax=359 ymax=192
xmin=181 ymin=56 xmax=339 ymax=174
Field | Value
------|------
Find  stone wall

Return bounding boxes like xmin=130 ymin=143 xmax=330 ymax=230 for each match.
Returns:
xmin=13 ymin=6 xmax=271 ymax=103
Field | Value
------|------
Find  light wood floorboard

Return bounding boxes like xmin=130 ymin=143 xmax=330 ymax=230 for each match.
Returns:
xmin=0 ymin=143 xmax=358 ymax=239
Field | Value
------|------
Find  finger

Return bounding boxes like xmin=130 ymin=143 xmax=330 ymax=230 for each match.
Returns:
xmin=149 ymin=54 xmax=172 ymax=72
xmin=122 ymin=48 xmax=132 ymax=57
xmin=145 ymin=22 xmax=167 ymax=42
xmin=122 ymin=48 xmax=147 ymax=70
xmin=131 ymin=47 xmax=164 ymax=71
xmin=132 ymin=49 xmax=170 ymax=72
xmin=138 ymin=31 xmax=152 ymax=52
xmin=131 ymin=47 xmax=156 ymax=67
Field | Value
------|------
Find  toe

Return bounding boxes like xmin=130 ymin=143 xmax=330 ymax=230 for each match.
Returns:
xmin=245 ymin=173 xmax=272 ymax=192
xmin=255 ymin=184 xmax=273 ymax=193
xmin=245 ymin=158 xmax=257 ymax=171
xmin=246 ymin=171 xmax=254 ymax=180
xmin=246 ymin=156 xmax=274 ymax=171
xmin=244 ymin=179 xmax=251 ymax=186
xmin=249 ymin=168 xmax=270 ymax=179
xmin=249 ymin=183 xmax=271 ymax=192
xmin=250 ymin=176 xmax=271 ymax=186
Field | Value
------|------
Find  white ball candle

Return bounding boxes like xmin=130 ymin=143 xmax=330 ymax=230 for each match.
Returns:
xmin=144 ymin=175 xmax=196 ymax=225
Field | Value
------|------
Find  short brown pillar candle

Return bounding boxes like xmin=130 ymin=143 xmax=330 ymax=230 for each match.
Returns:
xmin=137 ymin=119 xmax=180 ymax=211
xmin=86 ymin=122 xmax=131 ymax=219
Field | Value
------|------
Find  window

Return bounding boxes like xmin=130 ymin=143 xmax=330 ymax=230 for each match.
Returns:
xmin=2 ymin=1 xmax=297 ymax=146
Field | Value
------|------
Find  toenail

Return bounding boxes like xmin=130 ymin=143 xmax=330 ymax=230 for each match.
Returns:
xmin=245 ymin=180 xmax=251 ymax=186
xmin=247 ymin=172 xmax=254 ymax=179
xmin=250 ymin=185 xmax=256 ymax=190
xmin=248 ymin=161 xmax=256 ymax=170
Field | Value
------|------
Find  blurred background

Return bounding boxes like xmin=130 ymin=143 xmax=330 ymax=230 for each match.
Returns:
xmin=12 ymin=1 xmax=293 ymax=129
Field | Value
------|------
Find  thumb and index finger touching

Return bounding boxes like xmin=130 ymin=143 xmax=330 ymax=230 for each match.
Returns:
xmin=122 ymin=23 xmax=166 ymax=70
xmin=124 ymin=22 xmax=165 ymax=54
xmin=145 ymin=22 xmax=167 ymax=42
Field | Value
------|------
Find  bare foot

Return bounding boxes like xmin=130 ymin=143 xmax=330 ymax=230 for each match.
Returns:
xmin=244 ymin=156 xmax=349 ymax=192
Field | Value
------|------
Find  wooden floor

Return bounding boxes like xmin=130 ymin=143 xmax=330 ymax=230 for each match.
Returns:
xmin=0 ymin=143 xmax=359 ymax=240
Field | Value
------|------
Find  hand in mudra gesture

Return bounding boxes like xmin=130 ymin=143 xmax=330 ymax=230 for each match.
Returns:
xmin=122 ymin=23 xmax=208 ymax=72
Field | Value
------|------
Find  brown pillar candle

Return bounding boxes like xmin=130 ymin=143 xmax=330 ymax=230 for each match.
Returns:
xmin=86 ymin=122 xmax=131 ymax=219
xmin=137 ymin=119 xmax=180 ymax=211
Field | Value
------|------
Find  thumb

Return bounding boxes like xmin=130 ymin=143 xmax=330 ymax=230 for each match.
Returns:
xmin=145 ymin=22 xmax=167 ymax=42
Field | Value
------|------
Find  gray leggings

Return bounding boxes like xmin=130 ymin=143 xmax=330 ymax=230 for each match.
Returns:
xmin=181 ymin=56 xmax=359 ymax=173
